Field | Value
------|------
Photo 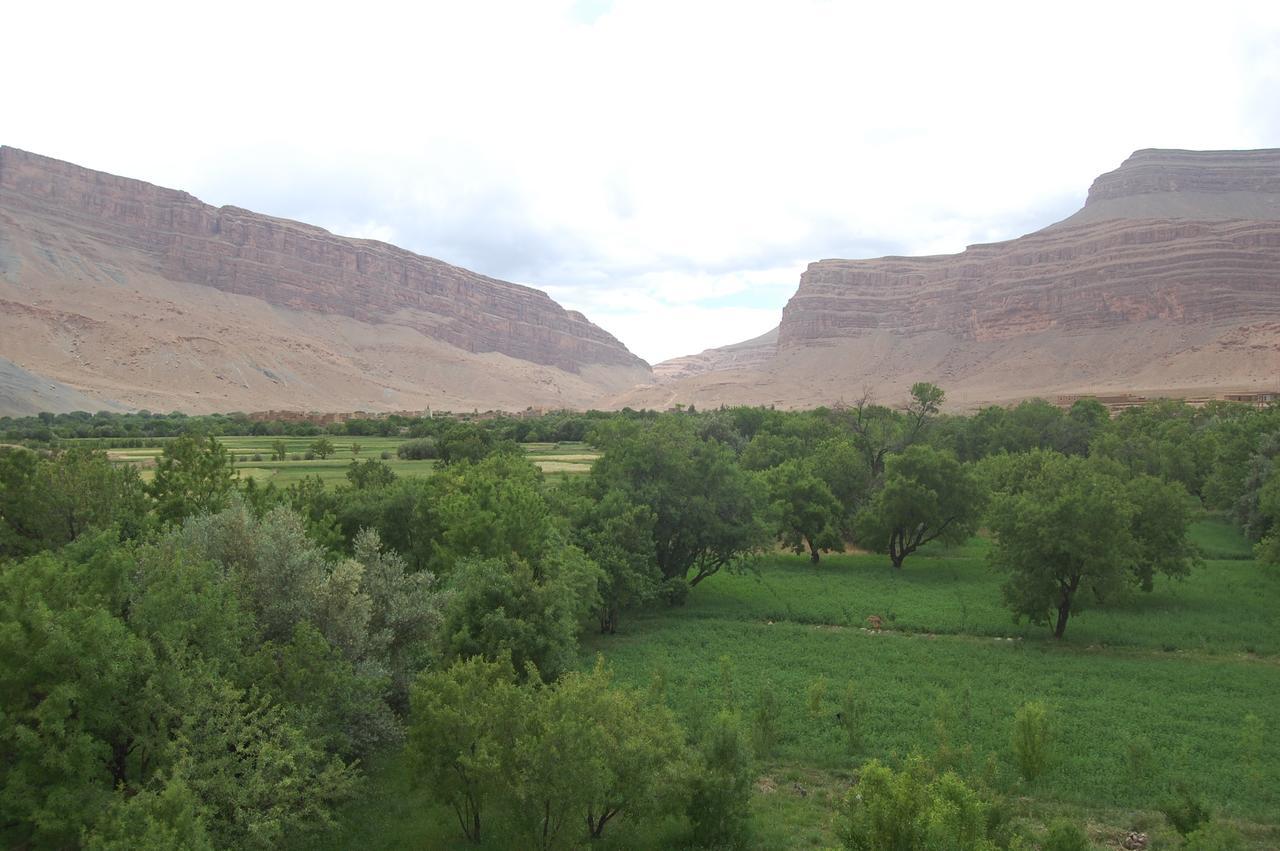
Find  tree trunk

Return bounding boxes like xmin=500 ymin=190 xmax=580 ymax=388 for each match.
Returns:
xmin=1053 ymin=602 xmax=1070 ymax=639
xmin=808 ymin=539 xmax=821 ymax=564
xmin=889 ymin=529 xmax=905 ymax=569
xmin=1053 ymin=581 xmax=1077 ymax=639
xmin=599 ymin=607 xmax=617 ymax=634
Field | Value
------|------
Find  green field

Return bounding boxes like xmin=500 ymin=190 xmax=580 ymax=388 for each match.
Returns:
xmin=324 ymin=519 xmax=1280 ymax=849
xmin=89 ymin=436 xmax=598 ymax=486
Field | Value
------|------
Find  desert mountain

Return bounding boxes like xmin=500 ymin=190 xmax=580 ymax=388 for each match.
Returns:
xmin=0 ymin=146 xmax=651 ymax=415
xmin=621 ymin=148 xmax=1280 ymax=410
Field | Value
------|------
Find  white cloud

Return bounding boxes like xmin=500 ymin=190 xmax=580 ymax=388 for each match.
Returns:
xmin=3 ymin=0 xmax=1279 ymax=363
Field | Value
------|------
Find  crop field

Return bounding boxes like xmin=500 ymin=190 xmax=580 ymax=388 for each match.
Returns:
xmin=326 ymin=518 xmax=1280 ymax=850
xmin=79 ymin=436 xmax=599 ymax=485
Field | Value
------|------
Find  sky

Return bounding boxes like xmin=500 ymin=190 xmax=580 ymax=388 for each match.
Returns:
xmin=4 ymin=0 xmax=1280 ymax=364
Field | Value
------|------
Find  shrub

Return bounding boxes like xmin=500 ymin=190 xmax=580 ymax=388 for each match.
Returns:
xmin=807 ymin=675 xmax=828 ymax=720
xmin=687 ymin=710 xmax=753 ymax=849
xmin=380 ymin=450 xmax=391 ymax=460
xmin=396 ymin=438 xmax=438 ymax=461
xmin=1042 ymin=819 xmax=1090 ymax=851
xmin=657 ymin=576 xmax=689 ymax=606
xmin=1011 ymin=701 xmax=1051 ymax=782
xmin=290 ymin=454 xmax=301 ymax=461
xmin=838 ymin=680 xmax=867 ymax=754
xmin=751 ymin=686 xmax=781 ymax=759
xmin=839 ymin=755 xmax=999 ymax=851
xmin=251 ymin=453 xmax=263 ymax=462
xmin=304 ymin=451 xmax=315 ymax=461
xmin=1161 ymin=780 xmax=1211 ymax=836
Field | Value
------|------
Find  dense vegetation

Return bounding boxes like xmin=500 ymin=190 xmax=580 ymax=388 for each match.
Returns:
xmin=2 ymin=389 xmax=1277 ymax=848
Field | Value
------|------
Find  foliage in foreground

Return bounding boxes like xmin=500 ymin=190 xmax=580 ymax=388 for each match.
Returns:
xmin=406 ymin=656 xmax=687 ymax=848
xmin=838 ymin=755 xmax=1005 ymax=851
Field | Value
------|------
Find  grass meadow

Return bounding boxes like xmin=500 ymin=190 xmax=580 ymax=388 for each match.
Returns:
xmin=86 ymin=436 xmax=598 ymax=486
xmin=323 ymin=518 xmax=1280 ymax=850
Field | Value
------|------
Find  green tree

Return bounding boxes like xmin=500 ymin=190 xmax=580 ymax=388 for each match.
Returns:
xmin=0 ymin=446 xmax=41 ymax=559
xmin=407 ymin=657 xmax=529 ymax=844
xmin=1254 ymin=467 xmax=1280 ymax=565
xmin=855 ymin=445 xmax=984 ymax=569
xmin=84 ymin=773 xmax=214 ymax=851
xmin=345 ymin=458 xmax=396 ymax=490
xmin=31 ymin=448 xmax=150 ymax=547
xmin=1125 ymin=473 xmax=1202 ymax=590
xmin=172 ymin=678 xmax=358 ymax=848
xmin=351 ymin=528 xmax=440 ymax=708
xmin=765 ymin=459 xmax=845 ymax=562
xmin=587 ymin=418 xmax=767 ymax=587
xmin=516 ymin=660 xmax=687 ymax=846
xmin=148 ymin=435 xmax=237 ymax=525
xmin=270 ymin=439 xmax=288 ymax=461
xmin=562 ymin=483 xmax=661 ymax=633
xmin=432 ymin=453 xmax=556 ymax=570
xmin=988 ymin=452 xmax=1197 ymax=638
xmin=837 ymin=383 xmax=944 ymax=480
xmin=0 ymin=543 xmax=155 ymax=848
xmin=439 ymin=542 xmax=600 ymax=681
xmin=1 ymin=447 xmax=149 ymax=555
xmin=813 ymin=437 xmax=873 ymax=538
xmin=310 ymin=437 xmax=336 ymax=459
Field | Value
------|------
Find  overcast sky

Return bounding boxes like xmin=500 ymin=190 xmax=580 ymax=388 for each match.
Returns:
xmin=5 ymin=0 xmax=1279 ymax=363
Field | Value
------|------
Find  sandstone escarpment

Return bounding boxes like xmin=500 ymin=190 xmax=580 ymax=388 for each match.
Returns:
xmin=0 ymin=147 xmax=653 ymax=414
xmin=652 ymin=328 xmax=779 ymax=382
xmin=617 ymin=148 xmax=1280 ymax=411
xmin=0 ymin=146 xmax=645 ymax=375
xmin=778 ymin=217 xmax=1280 ymax=348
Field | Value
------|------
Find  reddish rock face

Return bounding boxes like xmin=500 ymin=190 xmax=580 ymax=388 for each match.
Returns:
xmin=0 ymin=146 xmax=646 ymax=374
xmin=1086 ymin=148 xmax=1280 ymax=201
xmin=620 ymin=148 xmax=1280 ymax=412
xmin=777 ymin=149 xmax=1280 ymax=351
xmin=778 ymin=217 xmax=1280 ymax=349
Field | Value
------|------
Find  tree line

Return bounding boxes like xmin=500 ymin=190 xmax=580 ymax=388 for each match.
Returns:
xmin=1 ymin=388 xmax=1276 ymax=847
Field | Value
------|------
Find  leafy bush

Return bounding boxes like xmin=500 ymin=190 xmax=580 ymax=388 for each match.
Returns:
xmin=657 ymin=576 xmax=690 ymax=606
xmin=808 ymin=675 xmax=829 ymax=720
xmin=1012 ymin=701 xmax=1051 ymax=781
xmin=839 ymin=680 xmax=868 ymax=754
xmin=839 ymin=755 xmax=999 ymax=851
xmin=1042 ymin=819 xmax=1091 ymax=851
xmin=1161 ymin=780 xmax=1211 ymax=836
xmin=751 ymin=686 xmax=781 ymax=759
xmin=396 ymin=438 xmax=438 ymax=460
xmin=687 ymin=710 xmax=753 ymax=849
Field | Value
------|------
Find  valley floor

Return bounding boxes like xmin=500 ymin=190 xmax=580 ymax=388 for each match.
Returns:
xmin=319 ymin=519 xmax=1280 ymax=849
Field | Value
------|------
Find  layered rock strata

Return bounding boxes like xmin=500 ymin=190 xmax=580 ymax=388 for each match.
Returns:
xmin=0 ymin=146 xmax=644 ymax=374
xmin=617 ymin=148 xmax=1280 ymax=410
xmin=0 ymin=147 xmax=652 ymax=414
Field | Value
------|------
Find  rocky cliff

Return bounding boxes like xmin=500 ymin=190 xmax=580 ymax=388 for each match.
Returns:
xmin=652 ymin=328 xmax=779 ymax=382
xmin=617 ymin=148 xmax=1280 ymax=410
xmin=0 ymin=147 xmax=652 ymax=414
